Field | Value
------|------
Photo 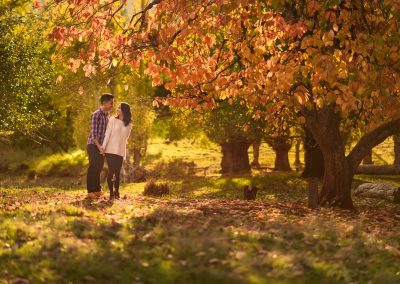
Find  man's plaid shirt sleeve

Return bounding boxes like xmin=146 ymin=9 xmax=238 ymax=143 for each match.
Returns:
xmin=89 ymin=112 xmax=100 ymax=143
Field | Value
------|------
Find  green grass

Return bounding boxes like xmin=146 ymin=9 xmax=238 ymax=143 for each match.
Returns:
xmin=1 ymin=137 xmax=400 ymax=283
xmin=1 ymin=178 xmax=400 ymax=284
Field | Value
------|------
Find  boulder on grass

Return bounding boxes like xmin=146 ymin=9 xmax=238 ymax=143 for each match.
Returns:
xmin=353 ymin=183 xmax=400 ymax=203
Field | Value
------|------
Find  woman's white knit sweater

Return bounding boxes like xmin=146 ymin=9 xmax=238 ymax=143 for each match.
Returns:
xmin=102 ymin=116 xmax=132 ymax=158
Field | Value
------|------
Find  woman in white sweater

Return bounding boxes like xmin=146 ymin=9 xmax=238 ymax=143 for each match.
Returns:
xmin=101 ymin=102 xmax=132 ymax=199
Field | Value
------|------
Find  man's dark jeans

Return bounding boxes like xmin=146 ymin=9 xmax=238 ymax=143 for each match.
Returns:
xmin=86 ymin=144 xmax=105 ymax=193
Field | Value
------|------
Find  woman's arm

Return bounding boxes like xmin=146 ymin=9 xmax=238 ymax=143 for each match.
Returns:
xmin=123 ymin=124 xmax=133 ymax=161
xmin=102 ymin=117 xmax=114 ymax=151
xmin=126 ymin=124 xmax=133 ymax=141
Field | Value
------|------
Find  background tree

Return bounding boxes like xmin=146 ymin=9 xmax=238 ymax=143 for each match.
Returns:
xmin=266 ymin=136 xmax=293 ymax=172
xmin=0 ymin=0 xmax=82 ymax=154
xmin=118 ymin=67 xmax=155 ymax=167
xmin=204 ymin=100 xmax=266 ymax=174
xmin=0 ymin=0 xmax=55 ymax=135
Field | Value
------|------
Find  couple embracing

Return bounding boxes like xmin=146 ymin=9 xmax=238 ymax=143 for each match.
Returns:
xmin=86 ymin=93 xmax=132 ymax=200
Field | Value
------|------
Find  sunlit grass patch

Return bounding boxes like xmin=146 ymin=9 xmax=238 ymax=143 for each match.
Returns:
xmin=1 ymin=183 xmax=400 ymax=283
xmin=32 ymin=149 xmax=87 ymax=177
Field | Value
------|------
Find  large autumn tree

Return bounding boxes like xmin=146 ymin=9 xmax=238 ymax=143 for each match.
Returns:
xmin=48 ymin=0 xmax=400 ymax=209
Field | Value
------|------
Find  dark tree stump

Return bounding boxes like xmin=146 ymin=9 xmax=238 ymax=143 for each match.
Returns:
xmin=243 ymin=185 xmax=258 ymax=200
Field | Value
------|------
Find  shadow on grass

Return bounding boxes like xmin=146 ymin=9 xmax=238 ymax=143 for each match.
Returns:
xmin=171 ymin=172 xmax=307 ymax=202
xmin=2 ymin=202 xmax=399 ymax=284
xmin=70 ymin=199 xmax=115 ymax=211
xmin=154 ymin=159 xmax=197 ymax=177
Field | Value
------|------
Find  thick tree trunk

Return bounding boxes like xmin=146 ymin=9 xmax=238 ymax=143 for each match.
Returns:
xmin=301 ymin=127 xmax=324 ymax=178
xmin=363 ymin=149 xmax=373 ymax=165
xmin=271 ymin=136 xmax=292 ymax=171
xmin=250 ymin=140 xmax=261 ymax=168
xmin=394 ymin=134 xmax=400 ymax=166
xmin=304 ymin=107 xmax=400 ymax=209
xmin=220 ymin=139 xmax=251 ymax=174
xmin=319 ymin=149 xmax=353 ymax=208
xmin=304 ymin=108 xmax=354 ymax=209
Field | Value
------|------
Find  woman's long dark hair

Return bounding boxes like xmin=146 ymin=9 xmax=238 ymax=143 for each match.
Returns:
xmin=119 ymin=102 xmax=132 ymax=126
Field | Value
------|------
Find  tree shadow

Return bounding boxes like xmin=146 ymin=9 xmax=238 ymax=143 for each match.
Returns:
xmin=171 ymin=172 xmax=307 ymax=202
xmin=70 ymin=198 xmax=115 ymax=211
xmin=150 ymin=158 xmax=199 ymax=178
xmin=2 ymin=199 xmax=400 ymax=283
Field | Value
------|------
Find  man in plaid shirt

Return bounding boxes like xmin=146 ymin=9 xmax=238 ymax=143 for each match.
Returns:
xmin=86 ymin=93 xmax=114 ymax=199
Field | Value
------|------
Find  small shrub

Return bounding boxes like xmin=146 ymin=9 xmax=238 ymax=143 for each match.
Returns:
xmin=143 ymin=180 xmax=170 ymax=197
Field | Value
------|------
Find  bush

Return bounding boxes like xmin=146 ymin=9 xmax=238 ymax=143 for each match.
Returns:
xmin=33 ymin=150 xmax=87 ymax=177
xmin=143 ymin=180 xmax=170 ymax=197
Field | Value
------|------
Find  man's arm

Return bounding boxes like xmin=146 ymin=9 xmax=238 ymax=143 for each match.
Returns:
xmin=91 ymin=112 xmax=104 ymax=152
xmin=94 ymin=138 xmax=103 ymax=152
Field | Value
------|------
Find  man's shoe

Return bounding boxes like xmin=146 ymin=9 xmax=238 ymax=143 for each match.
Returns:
xmin=85 ymin=192 xmax=97 ymax=200
xmin=109 ymin=192 xmax=115 ymax=200
xmin=115 ymin=191 xmax=120 ymax=199
xmin=85 ymin=191 xmax=103 ymax=200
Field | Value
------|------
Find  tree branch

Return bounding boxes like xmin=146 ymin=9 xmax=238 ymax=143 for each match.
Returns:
xmin=128 ymin=0 xmax=161 ymax=26
xmin=347 ymin=118 xmax=400 ymax=171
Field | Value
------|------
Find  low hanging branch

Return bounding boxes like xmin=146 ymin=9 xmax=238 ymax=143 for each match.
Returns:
xmin=348 ymin=118 xmax=400 ymax=172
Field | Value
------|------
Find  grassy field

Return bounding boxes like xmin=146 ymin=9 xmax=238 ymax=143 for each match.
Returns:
xmin=1 ymin=138 xmax=400 ymax=284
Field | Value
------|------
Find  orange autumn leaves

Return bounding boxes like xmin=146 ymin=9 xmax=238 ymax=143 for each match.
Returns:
xmin=48 ymin=0 xmax=400 ymax=124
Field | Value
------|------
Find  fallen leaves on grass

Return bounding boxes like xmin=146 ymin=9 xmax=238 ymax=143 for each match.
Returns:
xmin=1 ymin=186 xmax=400 ymax=283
